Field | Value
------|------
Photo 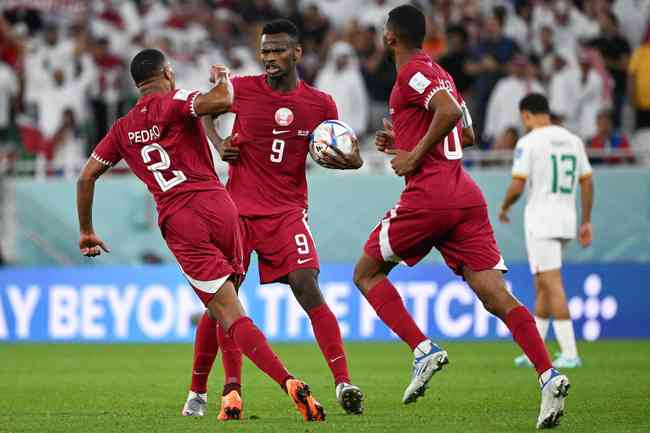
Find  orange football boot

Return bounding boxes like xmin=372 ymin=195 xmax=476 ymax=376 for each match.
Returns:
xmin=217 ymin=390 xmax=243 ymax=421
xmin=285 ymin=379 xmax=325 ymax=421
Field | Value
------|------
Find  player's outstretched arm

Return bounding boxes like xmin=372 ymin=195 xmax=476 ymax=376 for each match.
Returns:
xmin=389 ymin=90 xmax=461 ymax=176
xmin=194 ymin=65 xmax=234 ymax=116
xmin=578 ymin=175 xmax=594 ymax=247
xmin=77 ymin=158 xmax=111 ymax=257
xmin=498 ymin=178 xmax=526 ymax=224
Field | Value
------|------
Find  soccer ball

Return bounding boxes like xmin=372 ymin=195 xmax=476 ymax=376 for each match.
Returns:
xmin=309 ymin=120 xmax=356 ymax=166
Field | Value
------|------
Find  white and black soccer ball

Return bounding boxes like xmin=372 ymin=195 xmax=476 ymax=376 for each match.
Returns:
xmin=309 ymin=120 xmax=356 ymax=167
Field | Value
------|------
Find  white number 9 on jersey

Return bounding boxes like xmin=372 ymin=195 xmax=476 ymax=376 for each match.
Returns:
xmin=141 ymin=143 xmax=187 ymax=192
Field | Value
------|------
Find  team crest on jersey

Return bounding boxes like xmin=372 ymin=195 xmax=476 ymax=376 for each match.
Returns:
xmin=275 ymin=107 xmax=294 ymax=126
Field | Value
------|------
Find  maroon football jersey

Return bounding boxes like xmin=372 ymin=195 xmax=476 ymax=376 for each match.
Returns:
xmin=92 ymin=89 xmax=225 ymax=225
xmin=227 ymin=75 xmax=338 ymax=216
xmin=390 ymin=52 xmax=485 ymax=209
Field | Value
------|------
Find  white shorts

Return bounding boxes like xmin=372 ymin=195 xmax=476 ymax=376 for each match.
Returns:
xmin=525 ymin=231 xmax=570 ymax=275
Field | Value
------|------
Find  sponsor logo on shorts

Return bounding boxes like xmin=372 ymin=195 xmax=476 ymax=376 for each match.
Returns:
xmin=297 ymin=258 xmax=314 ymax=264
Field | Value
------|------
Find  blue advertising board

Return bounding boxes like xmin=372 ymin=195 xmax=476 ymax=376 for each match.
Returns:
xmin=0 ymin=263 xmax=647 ymax=342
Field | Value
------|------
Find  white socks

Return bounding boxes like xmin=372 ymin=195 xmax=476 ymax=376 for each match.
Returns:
xmin=534 ymin=317 xmax=579 ymax=359
xmin=553 ymin=320 xmax=578 ymax=358
xmin=535 ymin=316 xmax=550 ymax=340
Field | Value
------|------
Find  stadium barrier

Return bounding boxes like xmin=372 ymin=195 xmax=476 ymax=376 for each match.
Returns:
xmin=0 ymin=262 xmax=646 ymax=342
xmin=3 ymin=167 xmax=650 ymax=266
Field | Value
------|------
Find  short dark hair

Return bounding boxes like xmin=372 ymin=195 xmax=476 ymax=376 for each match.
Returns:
xmin=261 ymin=19 xmax=300 ymax=41
xmin=519 ymin=93 xmax=550 ymax=114
xmin=130 ymin=48 xmax=166 ymax=86
xmin=387 ymin=4 xmax=426 ymax=48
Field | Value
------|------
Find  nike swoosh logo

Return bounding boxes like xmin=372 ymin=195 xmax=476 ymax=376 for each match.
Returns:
xmin=330 ymin=355 xmax=344 ymax=363
xmin=273 ymin=129 xmax=290 ymax=135
xmin=297 ymin=258 xmax=314 ymax=264
xmin=192 ymin=370 xmax=209 ymax=375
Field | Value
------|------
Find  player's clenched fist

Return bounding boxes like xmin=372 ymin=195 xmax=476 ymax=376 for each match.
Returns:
xmin=578 ymin=222 xmax=593 ymax=247
xmin=209 ymin=65 xmax=231 ymax=84
xmin=219 ymin=133 xmax=240 ymax=163
xmin=79 ymin=232 xmax=110 ymax=257
xmin=375 ymin=117 xmax=395 ymax=153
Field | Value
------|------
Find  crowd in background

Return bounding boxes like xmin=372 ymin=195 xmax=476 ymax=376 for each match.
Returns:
xmin=0 ymin=0 xmax=649 ymax=177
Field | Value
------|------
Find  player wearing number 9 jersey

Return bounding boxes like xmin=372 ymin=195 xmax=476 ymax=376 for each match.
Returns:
xmin=353 ymin=6 xmax=569 ymax=429
xmin=185 ymin=19 xmax=365 ymax=419
xmin=77 ymin=48 xmax=327 ymax=422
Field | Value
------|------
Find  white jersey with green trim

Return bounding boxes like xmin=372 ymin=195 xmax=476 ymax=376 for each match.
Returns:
xmin=512 ymin=125 xmax=592 ymax=239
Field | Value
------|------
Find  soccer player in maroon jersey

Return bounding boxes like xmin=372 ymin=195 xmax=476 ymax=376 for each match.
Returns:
xmin=76 ymin=48 xmax=325 ymax=422
xmin=183 ymin=19 xmax=365 ymax=419
xmin=352 ymin=5 xmax=570 ymax=428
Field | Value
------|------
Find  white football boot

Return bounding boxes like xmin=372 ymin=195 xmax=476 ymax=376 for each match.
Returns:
xmin=181 ymin=390 xmax=207 ymax=417
xmin=402 ymin=339 xmax=449 ymax=404
xmin=537 ymin=368 xmax=570 ymax=429
xmin=335 ymin=382 xmax=364 ymax=414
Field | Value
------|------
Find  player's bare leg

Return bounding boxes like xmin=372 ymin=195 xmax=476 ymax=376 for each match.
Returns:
xmin=538 ymin=270 xmax=581 ymax=368
xmin=286 ymin=268 xmax=363 ymax=415
xmin=206 ymin=279 xmax=325 ymax=421
xmin=462 ymin=267 xmax=570 ymax=428
xmin=354 ymin=254 xmax=448 ymax=404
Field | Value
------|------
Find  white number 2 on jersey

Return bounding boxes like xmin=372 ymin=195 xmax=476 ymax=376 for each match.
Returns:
xmin=443 ymin=127 xmax=463 ymax=160
xmin=141 ymin=143 xmax=187 ymax=192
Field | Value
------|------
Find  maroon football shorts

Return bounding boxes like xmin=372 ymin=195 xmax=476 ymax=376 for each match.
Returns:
xmin=239 ymin=209 xmax=319 ymax=284
xmin=364 ymin=205 xmax=507 ymax=276
xmin=161 ymin=190 xmax=244 ymax=306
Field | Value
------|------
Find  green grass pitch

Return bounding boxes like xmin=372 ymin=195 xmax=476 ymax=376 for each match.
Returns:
xmin=1 ymin=341 xmax=649 ymax=433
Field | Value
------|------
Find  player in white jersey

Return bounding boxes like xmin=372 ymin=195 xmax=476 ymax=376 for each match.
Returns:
xmin=499 ymin=93 xmax=594 ymax=369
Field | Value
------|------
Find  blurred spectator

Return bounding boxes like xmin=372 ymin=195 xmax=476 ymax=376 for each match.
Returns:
xmin=292 ymin=2 xmax=330 ymax=47
xmin=504 ymin=2 xmax=533 ymax=52
xmin=628 ymin=24 xmax=650 ymax=130
xmin=23 ymin=23 xmax=76 ymax=109
xmin=550 ymin=48 xmax=608 ymax=140
xmin=534 ymin=25 xmax=558 ymax=84
xmin=588 ymin=12 xmax=630 ymax=128
xmin=532 ymin=0 xmax=599 ymax=55
xmin=589 ymin=108 xmax=632 ymax=164
xmin=242 ymin=0 xmax=280 ymax=24
xmin=612 ymin=0 xmax=650 ymax=48
xmin=313 ymin=0 xmax=361 ymax=30
xmin=359 ymin=27 xmax=395 ymax=132
xmin=465 ymin=11 xmax=520 ymax=146
xmin=484 ymin=55 xmax=544 ymax=145
xmin=89 ymin=37 xmax=124 ymax=149
xmin=315 ymin=41 xmax=369 ymax=135
xmin=358 ymin=0 xmax=397 ymax=31
xmin=438 ymin=25 xmax=473 ymax=95
xmin=0 ymin=60 xmax=18 ymax=148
